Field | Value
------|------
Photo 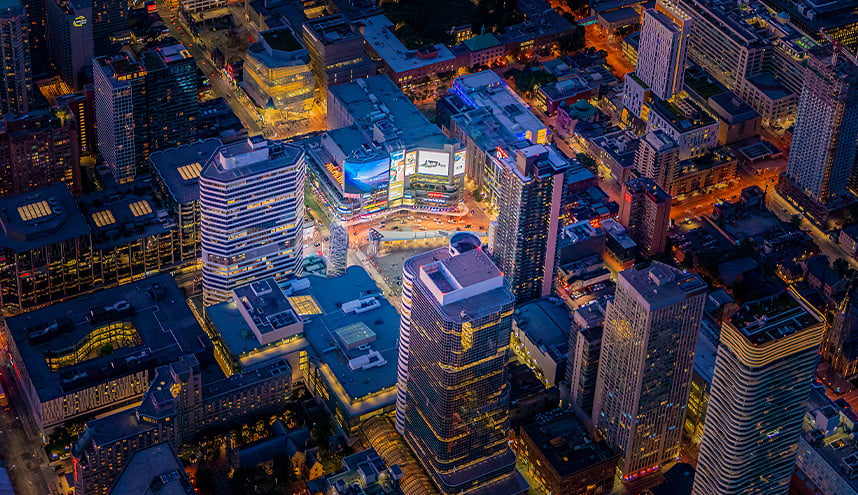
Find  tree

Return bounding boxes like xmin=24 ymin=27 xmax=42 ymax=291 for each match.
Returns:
xmin=272 ymin=453 xmax=295 ymax=485
xmin=576 ymin=153 xmax=597 ymax=172
xmin=834 ymin=258 xmax=850 ymax=277
xmin=790 ymin=214 xmax=803 ymax=229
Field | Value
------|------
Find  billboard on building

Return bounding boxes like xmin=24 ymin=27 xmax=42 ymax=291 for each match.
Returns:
xmin=344 ymin=156 xmax=390 ymax=195
xmin=405 ymin=151 xmax=417 ymax=176
xmin=417 ymin=150 xmax=450 ymax=176
xmin=454 ymin=149 xmax=466 ymax=176
xmin=389 ymin=151 xmax=405 ymax=201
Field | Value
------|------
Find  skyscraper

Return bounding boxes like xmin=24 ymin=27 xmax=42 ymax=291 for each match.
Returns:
xmin=403 ymin=233 xmax=528 ymax=495
xmin=693 ymin=289 xmax=824 ymax=495
xmin=491 ymin=143 xmax=568 ymax=305
xmin=619 ymin=177 xmax=671 ymax=256
xmin=779 ymin=49 xmax=858 ymax=219
xmin=45 ymin=0 xmax=93 ymax=90
xmin=636 ymin=0 xmax=692 ymax=101
xmin=592 ymin=262 xmax=706 ymax=482
xmin=326 ymin=219 xmax=348 ymax=277
xmin=200 ymin=137 xmax=305 ymax=305
xmin=0 ymin=108 xmax=81 ymax=197
xmin=302 ymin=14 xmax=376 ymax=100
xmin=90 ymin=0 xmax=124 ymax=45
xmin=93 ymin=52 xmax=147 ymax=183
xmin=94 ymin=44 xmax=199 ymax=183
xmin=822 ymin=288 xmax=858 ymax=376
xmin=0 ymin=0 xmax=30 ymax=115
xmin=635 ymin=130 xmax=679 ymax=193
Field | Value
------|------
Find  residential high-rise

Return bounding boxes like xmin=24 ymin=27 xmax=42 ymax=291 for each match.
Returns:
xmin=823 ymin=289 xmax=858 ymax=376
xmin=140 ymin=44 xmax=199 ymax=152
xmin=94 ymin=44 xmax=199 ymax=183
xmin=403 ymin=237 xmax=528 ymax=495
xmin=592 ymin=262 xmax=706 ymax=482
xmin=693 ymin=289 xmax=824 ymax=495
xmin=395 ymin=232 xmax=479 ymax=434
xmin=0 ymin=0 xmax=30 ymax=114
xmin=490 ymin=143 xmax=568 ymax=305
xmin=326 ymin=219 xmax=348 ymax=277
xmin=302 ymin=15 xmax=376 ymax=100
xmin=45 ymin=0 xmax=93 ymax=90
xmin=619 ymin=177 xmax=671 ymax=256
xmin=636 ymin=1 xmax=692 ymax=101
xmin=93 ymin=52 xmax=147 ymax=183
xmin=0 ymin=108 xmax=81 ymax=197
xmin=90 ymin=0 xmax=125 ymax=45
xmin=635 ymin=130 xmax=679 ymax=193
xmin=779 ymin=49 xmax=858 ymax=219
xmin=200 ymin=137 xmax=305 ymax=305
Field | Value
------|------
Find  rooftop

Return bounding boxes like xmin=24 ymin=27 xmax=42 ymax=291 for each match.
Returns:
xmin=514 ymin=299 xmax=571 ymax=363
xmin=304 ymin=14 xmax=362 ymax=45
xmin=451 ymin=71 xmax=547 ymax=143
xmin=201 ymin=137 xmax=304 ymax=183
xmin=150 ymin=139 xmax=223 ymax=205
xmin=0 ymin=183 xmax=90 ymax=252
xmin=620 ymin=262 xmax=707 ymax=311
xmin=728 ymin=289 xmax=822 ymax=346
xmin=358 ymin=15 xmax=458 ymax=74
xmin=206 ymin=267 xmax=400 ymax=414
xmin=78 ymin=180 xmax=174 ymax=250
xmin=519 ymin=409 xmax=617 ymax=477
xmin=6 ymin=274 xmax=209 ymax=402
xmin=111 ymin=443 xmax=194 ymax=495
xmin=263 ymin=26 xmax=303 ymax=52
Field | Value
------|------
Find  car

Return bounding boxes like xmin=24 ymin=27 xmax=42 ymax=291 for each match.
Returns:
xmin=314 ymin=242 xmax=320 ymax=247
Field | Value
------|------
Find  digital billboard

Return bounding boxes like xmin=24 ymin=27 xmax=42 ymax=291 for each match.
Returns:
xmin=417 ymin=150 xmax=450 ymax=176
xmin=405 ymin=151 xmax=417 ymax=176
xmin=389 ymin=151 xmax=405 ymax=201
xmin=344 ymin=156 xmax=390 ymax=195
xmin=454 ymin=150 xmax=466 ymax=176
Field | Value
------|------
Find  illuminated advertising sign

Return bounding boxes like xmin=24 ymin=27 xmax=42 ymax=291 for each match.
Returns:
xmin=73 ymin=15 xmax=87 ymax=27
xmin=454 ymin=150 xmax=466 ymax=176
xmin=405 ymin=151 xmax=417 ymax=176
xmin=417 ymin=150 xmax=450 ymax=176
xmin=389 ymin=151 xmax=405 ymax=201
xmin=344 ymin=156 xmax=390 ymax=195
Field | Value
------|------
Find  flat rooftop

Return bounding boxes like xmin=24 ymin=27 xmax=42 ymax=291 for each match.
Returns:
xmin=520 ymin=409 xmax=617 ymax=477
xmin=111 ymin=444 xmax=193 ymax=495
xmin=451 ymin=71 xmax=547 ymax=142
xmin=359 ymin=15 xmax=457 ymax=74
xmin=728 ymin=290 xmax=822 ymax=346
xmin=328 ymin=74 xmax=453 ymax=150
xmin=150 ymin=138 xmax=222 ymax=205
xmin=0 ymin=183 xmax=90 ymax=252
xmin=304 ymin=14 xmax=361 ymax=45
xmin=514 ymin=299 xmax=571 ymax=363
xmin=6 ymin=274 xmax=209 ymax=402
xmin=620 ymin=262 xmax=707 ymax=311
xmin=263 ymin=26 xmax=303 ymax=52
xmin=206 ymin=267 xmax=400 ymax=414
xmin=78 ymin=180 xmax=173 ymax=250
xmin=201 ymin=137 xmax=304 ymax=183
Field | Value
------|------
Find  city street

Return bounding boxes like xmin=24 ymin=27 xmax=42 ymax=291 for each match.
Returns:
xmin=584 ymin=24 xmax=634 ymax=77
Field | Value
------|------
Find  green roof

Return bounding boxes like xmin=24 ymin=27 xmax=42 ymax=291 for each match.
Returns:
xmin=263 ymin=28 xmax=302 ymax=52
xmin=462 ymin=33 xmax=501 ymax=52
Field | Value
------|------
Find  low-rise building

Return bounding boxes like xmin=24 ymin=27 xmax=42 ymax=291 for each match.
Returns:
xmin=243 ymin=26 xmax=315 ymax=115
xmin=511 ymin=409 xmax=618 ymax=495
xmin=306 ymin=448 xmax=404 ymax=495
xmin=511 ymin=298 xmax=571 ymax=386
xmin=3 ymin=274 xmax=210 ymax=433
xmin=646 ymin=98 xmax=718 ymax=160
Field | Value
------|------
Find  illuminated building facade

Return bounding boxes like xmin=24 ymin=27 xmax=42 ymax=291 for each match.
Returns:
xmin=243 ymin=26 xmax=315 ymax=115
xmin=150 ymin=138 xmax=223 ymax=263
xmin=1 ymin=274 xmax=210 ymax=434
xmin=301 ymin=14 xmax=376 ymax=100
xmin=45 ymin=0 xmax=92 ymax=90
xmin=200 ymin=137 xmax=305 ymax=305
xmin=636 ymin=1 xmax=691 ymax=101
xmin=404 ymin=243 xmax=528 ymax=495
xmin=0 ymin=108 xmax=81 ymax=196
xmin=0 ymin=0 xmax=30 ymax=114
xmin=491 ymin=143 xmax=569 ymax=305
xmin=694 ymin=289 xmax=824 ymax=495
xmin=618 ymin=177 xmax=671 ymax=256
xmin=306 ymin=75 xmax=464 ymax=219
xmin=779 ymin=49 xmax=858 ymax=220
xmin=592 ymin=262 xmax=706 ymax=482
xmin=94 ymin=44 xmax=199 ymax=184
xmin=0 ymin=184 xmax=94 ymax=315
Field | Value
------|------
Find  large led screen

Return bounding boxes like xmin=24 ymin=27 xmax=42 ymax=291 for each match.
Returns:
xmin=417 ymin=150 xmax=450 ymax=176
xmin=344 ymin=156 xmax=390 ymax=195
xmin=454 ymin=149 xmax=466 ymax=176
xmin=389 ymin=151 xmax=405 ymax=201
